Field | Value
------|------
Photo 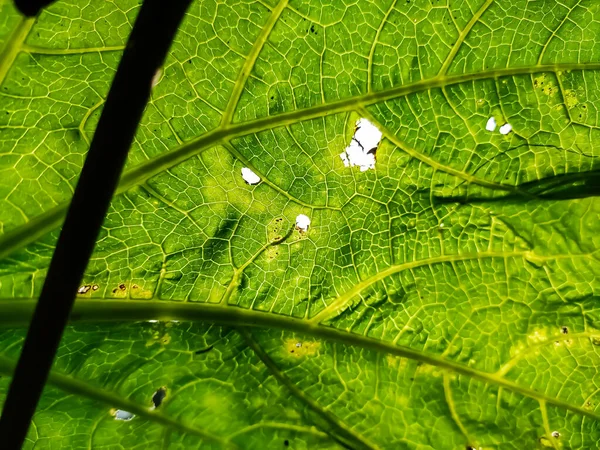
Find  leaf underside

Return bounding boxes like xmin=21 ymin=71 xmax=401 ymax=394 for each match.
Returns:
xmin=1 ymin=0 xmax=600 ymax=448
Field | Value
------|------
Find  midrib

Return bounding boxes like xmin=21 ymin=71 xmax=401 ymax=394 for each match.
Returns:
xmin=0 ymin=298 xmax=598 ymax=423
xmin=2 ymin=62 xmax=599 ymax=259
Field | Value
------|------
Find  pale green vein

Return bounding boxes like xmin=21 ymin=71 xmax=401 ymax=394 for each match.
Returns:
xmin=539 ymin=400 xmax=560 ymax=450
xmin=21 ymin=44 xmax=125 ymax=55
xmin=0 ymin=15 xmax=35 ymax=86
xmin=309 ymin=251 xmax=527 ymax=325
xmin=0 ymin=299 xmax=598 ymax=423
xmin=2 ymin=62 xmax=600 ymax=260
xmin=228 ymin=422 xmax=329 ymax=440
xmin=367 ymin=0 xmax=399 ymax=92
xmin=495 ymin=331 xmax=598 ymax=376
xmin=222 ymin=141 xmax=339 ymax=211
xmin=438 ymin=0 xmax=494 ymax=76
xmin=219 ymin=223 xmax=294 ymax=304
xmin=239 ymin=328 xmax=378 ymax=450
xmin=0 ymin=354 xmax=237 ymax=449
xmin=357 ymin=106 xmax=522 ymax=194
xmin=221 ymin=0 xmax=289 ymax=125
xmin=537 ymin=0 xmax=584 ymax=65
xmin=79 ymin=99 xmax=105 ymax=146
xmin=442 ymin=373 xmax=473 ymax=446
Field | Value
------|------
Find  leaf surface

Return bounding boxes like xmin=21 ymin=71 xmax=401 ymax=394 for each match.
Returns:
xmin=1 ymin=0 xmax=600 ymax=448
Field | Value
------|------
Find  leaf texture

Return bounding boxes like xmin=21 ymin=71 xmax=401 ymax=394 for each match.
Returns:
xmin=1 ymin=0 xmax=600 ymax=448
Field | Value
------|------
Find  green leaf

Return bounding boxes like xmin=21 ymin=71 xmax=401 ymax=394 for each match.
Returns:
xmin=1 ymin=0 xmax=600 ymax=448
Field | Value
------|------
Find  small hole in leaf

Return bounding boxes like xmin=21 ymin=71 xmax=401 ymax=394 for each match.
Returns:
xmin=241 ymin=167 xmax=261 ymax=185
xmin=561 ymin=326 xmax=568 ymax=334
xmin=151 ymin=387 xmax=167 ymax=409
xmin=119 ymin=283 xmax=126 ymax=290
xmin=499 ymin=123 xmax=512 ymax=135
xmin=77 ymin=285 xmax=91 ymax=294
xmin=91 ymin=284 xmax=99 ymax=291
xmin=295 ymin=214 xmax=310 ymax=232
xmin=552 ymin=431 xmax=560 ymax=438
xmin=112 ymin=409 xmax=134 ymax=421
xmin=132 ymin=284 xmax=139 ymax=289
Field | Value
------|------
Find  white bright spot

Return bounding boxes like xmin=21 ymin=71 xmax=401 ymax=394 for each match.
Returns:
xmin=241 ymin=167 xmax=261 ymax=185
xmin=77 ymin=285 xmax=90 ymax=294
xmin=485 ymin=117 xmax=496 ymax=131
xmin=499 ymin=123 xmax=512 ymax=135
xmin=295 ymin=214 xmax=311 ymax=232
xmin=151 ymin=68 xmax=162 ymax=88
xmin=339 ymin=118 xmax=382 ymax=172
xmin=114 ymin=410 xmax=134 ymax=421
xmin=147 ymin=320 xmax=159 ymax=323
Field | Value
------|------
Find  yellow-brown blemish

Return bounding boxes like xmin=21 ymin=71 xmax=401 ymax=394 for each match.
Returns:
xmin=284 ymin=338 xmax=320 ymax=358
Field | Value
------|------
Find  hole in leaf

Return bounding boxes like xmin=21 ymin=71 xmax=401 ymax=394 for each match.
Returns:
xmin=485 ymin=117 xmax=496 ymax=131
xmin=552 ymin=431 xmax=560 ymax=438
xmin=339 ymin=118 xmax=382 ymax=171
xmin=151 ymin=387 xmax=167 ymax=409
xmin=295 ymin=214 xmax=310 ymax=232
xmin=77 ymin=285 xmax=91 ymax=294
xmin=112 ymin=409 xmax=134 ymax=421
xmin=561 ymin=326 xmax=568 ymax=334
xmin=499 ymin=123 xmax=512 ymax=135
xmin=91 ymin=284 xmax=99 ymax=291
xmin=241 ymin=167 xmax=260 ymax=185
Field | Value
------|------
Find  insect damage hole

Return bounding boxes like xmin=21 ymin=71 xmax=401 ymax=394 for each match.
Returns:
xmin=499 ymin=123 xmax=512 ymax=135
xmin=111 ymin=409 xmax=135 ymax=421
xmin=151 ymin=387 xmax=167 ymax=409
xmin=241 ymin=167 xmax=261 ymax=185
xmin=77 ymin=285 xmax=91 ymax=294
xmin=295 ymin=214 xmax=310 ymax=232
xmin=485 ymin=117 xmax=496 ymax=131
xmin=339 ymin=118 xmax=382 ymax=172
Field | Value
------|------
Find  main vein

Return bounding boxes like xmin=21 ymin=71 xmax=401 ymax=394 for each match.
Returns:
xmin=0 ymin=299 xmax=598 ymax=423
xmin=2 ymin=62 xmax=600 ymax=260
